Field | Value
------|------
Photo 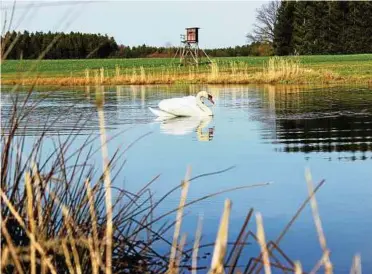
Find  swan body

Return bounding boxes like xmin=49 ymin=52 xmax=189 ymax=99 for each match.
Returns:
xmin=149 ymin=91 xmax=214 ymax=117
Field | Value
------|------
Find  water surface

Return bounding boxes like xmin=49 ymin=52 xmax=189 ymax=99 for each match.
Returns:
xmin=2 ymin=84 xmax=372 ymax=273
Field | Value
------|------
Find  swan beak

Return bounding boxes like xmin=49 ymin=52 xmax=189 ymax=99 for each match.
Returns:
xmin=208 ymin=94 xmax=215 ymax=105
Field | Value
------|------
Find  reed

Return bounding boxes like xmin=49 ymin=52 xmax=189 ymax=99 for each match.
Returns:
xmin=4 ymin=56 xmax=368 ymax=86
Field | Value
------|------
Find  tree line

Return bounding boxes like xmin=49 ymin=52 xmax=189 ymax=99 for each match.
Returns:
xmin=1 ymin=30 xmax=272 ymax=59
xmin=273 ymin=1 xmax=372 ymax=55
xmin=1 ymin=31 xmax=119 ymax=59
xmin=2 ymin=1 xmax=371 ymax=60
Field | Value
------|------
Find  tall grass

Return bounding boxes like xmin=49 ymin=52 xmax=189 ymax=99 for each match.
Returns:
xmin=3 ymin=56 xmax=362 ymax=86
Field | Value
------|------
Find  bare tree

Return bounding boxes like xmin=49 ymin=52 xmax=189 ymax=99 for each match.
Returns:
xmin=246 ymin=0 xmax=280 ymax=43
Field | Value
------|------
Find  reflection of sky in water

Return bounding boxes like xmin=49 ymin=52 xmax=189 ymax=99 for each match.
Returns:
xmin=1 ymin=85 xmax=372 ymax=273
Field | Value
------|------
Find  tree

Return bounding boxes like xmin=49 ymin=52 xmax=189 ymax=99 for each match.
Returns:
xmin=246 ymin=0 xmax=280 ymax=43
xmin=273 ymin=0 xmax=295 ymax=55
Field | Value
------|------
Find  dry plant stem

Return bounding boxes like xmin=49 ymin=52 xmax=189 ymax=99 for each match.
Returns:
xmin=249 ymin=179 xmax=326 ymax=274
xmin=32 ymin=162 xmax=44 ymax=236
xmin=62 ymin=207 xmax=82 ymax=274
xmin=350 ymin=254 xmax=362 ymax=274
xmin=0 ymin=190 xmax=57 ymax=274
xmin=97 ymin=95 xmax=113 ymax=274
xmin=174 ymin=233 xmax=188 ymax=273
xmin=310 ymin=250 xmax=331 ymax=274
xmin=88 ymin=237 xmax=99 ymax=274
xmin=209 ymin=199 xmax=232 ymax=274
xmin=25 ymin=172 xmax=36 ymax=274
xmin=1 ymin=218 xmax=24 ymax=274
xmin=256 ymin=213 xmax=271 ymax=274
xmin=1 ymin=247 xmax=9 ymax=268
xmin=227 ymin=208 xmax=254 ymax=274
xmin=85 ymin=178 xmax=102 ymax=267
xmin=192 ymin=214 xmax=204 ymax=274
xmin=168 ymin=166 xmax=191 ymax=273
xmin=294 ymin=261 xmax=303 ymax=274
xmin=305 ymin=168 xmax=332 ymax=274
xmin=62 ymin=239 xmax=75 ymax=274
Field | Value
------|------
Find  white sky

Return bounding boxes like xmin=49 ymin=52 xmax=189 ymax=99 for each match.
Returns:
xmin=1 ymin=0 xmax=269 ymax=48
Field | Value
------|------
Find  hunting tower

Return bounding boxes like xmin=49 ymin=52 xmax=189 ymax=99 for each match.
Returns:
xmin=174 ymin=27 xmax=212 ymax=66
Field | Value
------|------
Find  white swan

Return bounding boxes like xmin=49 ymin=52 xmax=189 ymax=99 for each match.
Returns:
xmin=148 ymin=91 xmax=214 ymax=117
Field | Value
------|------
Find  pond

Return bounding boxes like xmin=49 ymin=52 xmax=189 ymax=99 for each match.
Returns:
xmin=1 ymin=84 xmax=372 ymax=273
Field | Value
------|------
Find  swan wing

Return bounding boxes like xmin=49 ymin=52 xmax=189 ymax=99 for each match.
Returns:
xmin=148 ymin=107 xmax=176 ymax=118
xmin=158 ymin=97 xmax=199 ymax=116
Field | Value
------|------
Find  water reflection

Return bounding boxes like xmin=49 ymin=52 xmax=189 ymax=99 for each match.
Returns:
xmin=257 ymin=85 xmax=372 ymax=160
xmin=156 ymin=116 xmax=214 ymax=141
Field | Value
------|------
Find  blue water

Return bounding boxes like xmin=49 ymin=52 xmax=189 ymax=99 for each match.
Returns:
xmin=2 ymin=84 xmax=372 ymax=273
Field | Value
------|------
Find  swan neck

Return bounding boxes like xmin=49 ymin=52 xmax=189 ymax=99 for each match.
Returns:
xmin=196 ymin=93 xmax=212 ymax=115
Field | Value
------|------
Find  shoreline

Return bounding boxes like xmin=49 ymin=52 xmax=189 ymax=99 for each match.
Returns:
xmin=2 ymin=73 xmax=371 ymax=86
xmin=2 ymin=55 xmax=372 ymax=86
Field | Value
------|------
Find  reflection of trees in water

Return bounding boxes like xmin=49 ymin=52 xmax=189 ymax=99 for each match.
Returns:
xmin=1 ymin=86 xmax=120 ymax=135
xmin=259 ymin=85 xmax=372 ymax=160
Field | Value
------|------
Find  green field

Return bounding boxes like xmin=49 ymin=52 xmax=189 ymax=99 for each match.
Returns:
xmin=2 ymin=54 xmax=372 ymax=84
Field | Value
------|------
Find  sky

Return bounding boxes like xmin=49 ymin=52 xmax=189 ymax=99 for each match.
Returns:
xmin=1 ymin=0 xmax=269 ymax=48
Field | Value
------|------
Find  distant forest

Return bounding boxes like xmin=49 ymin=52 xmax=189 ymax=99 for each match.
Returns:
xmin=274 ymin=1 xmax=372 ymax=55
xmin=1 ymin=1 xmax=371 ymax=60
xmin=0 ymin=31 xmax=271 ymax=59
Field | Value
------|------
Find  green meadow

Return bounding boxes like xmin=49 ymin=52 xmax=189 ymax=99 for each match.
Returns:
xmin=2 ymin=54 xmax=372 ymax=85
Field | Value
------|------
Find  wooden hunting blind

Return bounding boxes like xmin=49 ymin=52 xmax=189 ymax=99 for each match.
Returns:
xmin=185 ymin=27 xmax=199 ymax=43
xmin=173 ymin=27 xmax=212 ymax=66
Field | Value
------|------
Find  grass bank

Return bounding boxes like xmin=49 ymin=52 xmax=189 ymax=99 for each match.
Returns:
xmin=1 ymin=54 xmax=372 ymax=86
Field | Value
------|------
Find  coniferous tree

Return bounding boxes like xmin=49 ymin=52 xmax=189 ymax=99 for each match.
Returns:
xmin=273 ymin=1 xmax=295 ymax=55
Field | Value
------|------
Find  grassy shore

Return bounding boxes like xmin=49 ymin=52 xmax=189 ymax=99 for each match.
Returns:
xmin=1 ymin=54 xmax=372 ymax=86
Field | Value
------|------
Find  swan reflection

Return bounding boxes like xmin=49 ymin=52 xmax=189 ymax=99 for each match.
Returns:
xmin=155 ymin=116 xmax=214 ymax=142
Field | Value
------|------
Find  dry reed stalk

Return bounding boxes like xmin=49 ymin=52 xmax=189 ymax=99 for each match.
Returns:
xmin=62 ymin=239 xmax=75 ymax=274
xmin=305 ymin=168 xmax=333 ymax=274
xmin=32 ymin=162 xmax=44 ymax=236
xmin=94 ymin=70 xmax=99 ymax=85
xmin=350 ymin=254 xmax=362 ymax=274
xmin=1 ymin=218 xmax=24 ymax=274
xmin=294 ymin=261 xmax=303 ymax=274
xmin=209 ymin=199 xmax=232 ymax=274
xmin=0 ymin=191 xmax=56 ymax=273
xmin=209 ymin=62 xmax=219 ymax=81
xmin=85 ymin=178 xmax=102 ymax=267
xmin=174 ymin=233 xmax=188 ymax=273
xmin=140 ymin=66 xmax=146 ymax=82
xmin=62 ymin=207 xmax=82 ymax=274
xmin=130 ymin=68 xmax=137 ymax=83
xmin=96 ymin=90 xmax=113 ymax=274
xmin=1 ymin=246 xmax=9 ymax=269
xmin=168 ymin=166 xmax=192 ymax=273
xmin=256 ymin=212 xmax=271 ymax=274
xmin=192 ymin=214 xmax=204 ymax=274
xmin=87 ymin=237 xmax=99 ymax=274
xmin=310 ymin=250 xmax=331 ymax=274
xmin=85 ymin=69 xmax=90 ymax=84
xmin=25 ymin=172 xmax=36 ymax=274
xmin=100 ymin=67 xmax=104 ymax=84
xmin=115 ymin=65 xmax=120 ymax=80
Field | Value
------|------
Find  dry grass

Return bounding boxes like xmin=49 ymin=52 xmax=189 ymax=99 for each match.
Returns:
xmin=2 ymin=56 xmax=357 ymax=86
